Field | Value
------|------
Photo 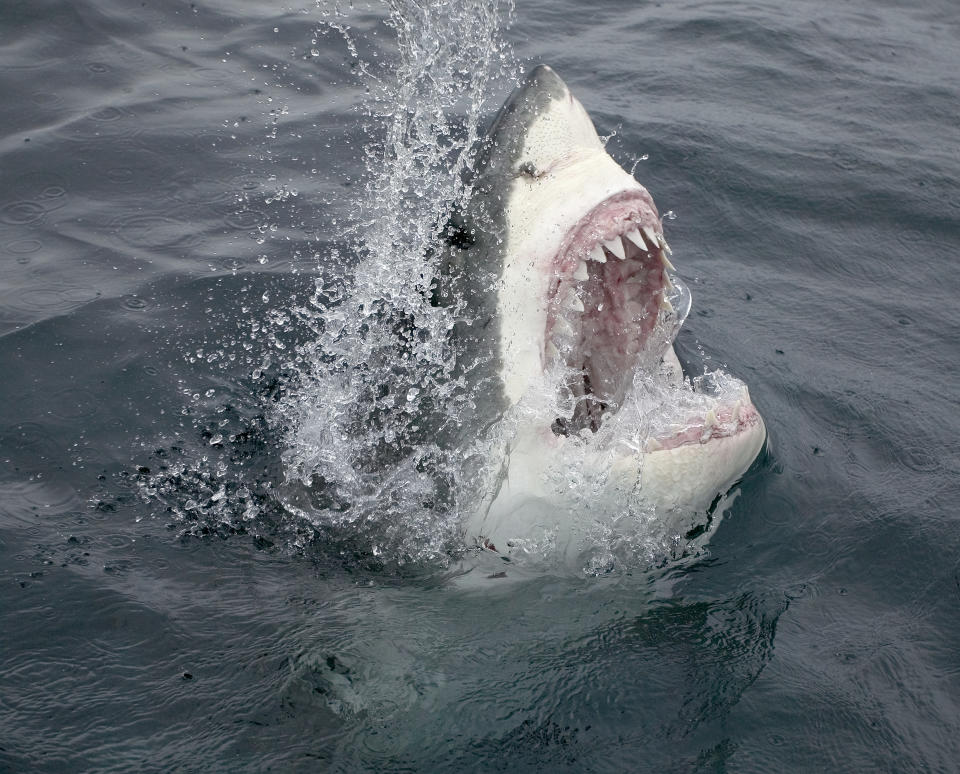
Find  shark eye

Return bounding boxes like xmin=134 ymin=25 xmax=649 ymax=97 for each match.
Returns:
xmin=517 ymin=161 xmax=539 ymax=178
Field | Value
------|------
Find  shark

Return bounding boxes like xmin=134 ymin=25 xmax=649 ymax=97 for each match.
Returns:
xmin=438 ymin=65 xmax=766 ymax=566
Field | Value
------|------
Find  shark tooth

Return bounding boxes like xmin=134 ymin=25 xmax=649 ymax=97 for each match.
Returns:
xmin=657 ymin=233 xmax=673 ymax=255
xmin=641 ymin=225 xmax=658 ymax=248
xmin=553 ymin=317 xmax=576 ymax=339
xmin=568 ymin=294 xmax=585 ymax=312
xmin=573 ymin=260 xmax=589 ymax=281
xmin=602 ymin=238 xmax=626 ymax=260
xmin=589 ymin=244 xmax=607 ymax=263
xmin=660 ymin=295 xmax=674 ymax=313
xmin=698 ymin=409 xmax=719 ymax=443
xmin=659 ymin=248 xmax=675 ymax=272
xmin=623 ymin=228 xmax=647 ymax=251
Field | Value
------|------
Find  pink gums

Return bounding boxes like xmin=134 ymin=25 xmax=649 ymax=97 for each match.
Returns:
xmin=540 ymin=189 xmax=763 ymax=448
xmin=653 ymin=401 xmax=763 ymax=450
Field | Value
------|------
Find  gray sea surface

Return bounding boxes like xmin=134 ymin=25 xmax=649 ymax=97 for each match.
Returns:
xmin=1 ymin=0 xmax=959 ymax=771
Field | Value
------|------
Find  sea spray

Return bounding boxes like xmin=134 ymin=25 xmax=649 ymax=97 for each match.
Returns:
xmin=276 ymin=0 xmax=518 ymax=565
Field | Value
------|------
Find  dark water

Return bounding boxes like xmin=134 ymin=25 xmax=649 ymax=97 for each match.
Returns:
xmin=2 ymin=0 xmax=959 ymax=771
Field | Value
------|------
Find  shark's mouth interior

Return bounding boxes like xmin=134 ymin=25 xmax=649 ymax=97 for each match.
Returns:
xmin=545 ymin=193 xmax=672 ymax=435
xmin=544 ymin=192 xmax=761 ymax=445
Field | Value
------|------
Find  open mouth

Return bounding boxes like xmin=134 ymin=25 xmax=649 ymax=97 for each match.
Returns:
xmin=545 ymin=191 xmax=673 ymax=434
xmin=545 ymin=192 xmax=761 ymax=446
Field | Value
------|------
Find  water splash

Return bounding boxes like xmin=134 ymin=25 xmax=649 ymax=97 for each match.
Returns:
xmin=276 ymin=0 xmax=518 ymax=566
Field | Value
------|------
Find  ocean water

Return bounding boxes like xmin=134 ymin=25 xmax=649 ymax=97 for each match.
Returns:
xmin=2 ymin=0 xmax=959 ymax=771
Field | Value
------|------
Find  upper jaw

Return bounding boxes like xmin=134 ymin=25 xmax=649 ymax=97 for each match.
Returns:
xmin=546 ymin=188 xmax=670 ymax=338
xmin=543 ymin=190 xmax=677 ymax=433
xmin=501 ymin=143 xmax=761 ymax=453
xmin=496 ymin=153 xmax=652 ymax=405
xmin=539 ymin=190 xmax=764 ymax=453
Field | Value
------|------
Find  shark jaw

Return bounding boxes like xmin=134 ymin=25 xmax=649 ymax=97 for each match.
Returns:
xmin=539 ymin=191 xmax=763 ymax=452
xmin=460 ymin=66 xmax=766 ymax=564
xmin=545 ymin=190 xmax=675 ymax=435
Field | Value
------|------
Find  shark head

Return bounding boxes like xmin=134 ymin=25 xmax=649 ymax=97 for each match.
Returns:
xmin=478 ymin=65 xmax=667 ymax=410
xmin=453 ymin=66 xmax=766 ymax=564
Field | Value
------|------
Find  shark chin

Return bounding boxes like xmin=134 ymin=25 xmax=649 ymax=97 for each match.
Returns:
xmin=441 ymin=65 xmax=766 ymax=566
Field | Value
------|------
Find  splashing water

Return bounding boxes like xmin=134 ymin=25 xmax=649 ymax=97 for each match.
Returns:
xmin=275 ymin=0 xmax=518 ymax=566
xmin=136 ymin=1 xmax=756 ymax=574
xmin=492 ymin=271 xmax=753 ymax=573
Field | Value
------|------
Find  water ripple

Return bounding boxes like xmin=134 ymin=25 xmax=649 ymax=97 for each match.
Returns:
xmin=5 ymin=237 xmax=44 ymax=254
xmin=111 ymin=214 xmax=203 ymax=250
xmin=0 ymin=283 xmax=98 ymax=319
xmin=0 ymin=200 xmax=47 ymax=225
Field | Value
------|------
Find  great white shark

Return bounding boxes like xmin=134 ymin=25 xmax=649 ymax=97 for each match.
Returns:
xmin=437 ymin=66 xmax=766 ymax=564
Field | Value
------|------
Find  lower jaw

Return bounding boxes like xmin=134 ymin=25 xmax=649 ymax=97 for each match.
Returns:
xmin=465 ymin=409 xmax=767 ymax=562
xmin=646 ymin=402 xmax=763 ymax=452
xmin=637 ymin=412 xmax=767 ymax=512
